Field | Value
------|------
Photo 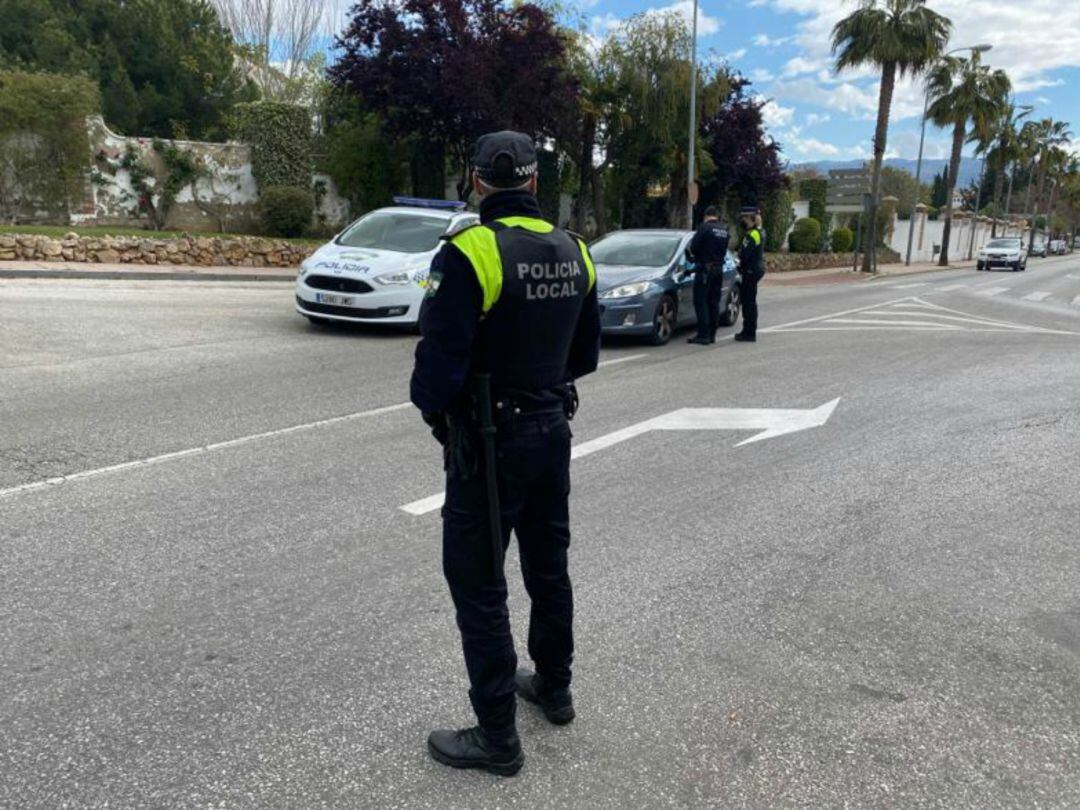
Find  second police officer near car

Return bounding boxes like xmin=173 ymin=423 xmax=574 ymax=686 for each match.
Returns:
xmin=684 ymin=205 xmax=731 ymax=345
xmin=410 ymin=131 xmax=602 ymax=777
xmin=735 ymin=205 xmax=766 ymax=342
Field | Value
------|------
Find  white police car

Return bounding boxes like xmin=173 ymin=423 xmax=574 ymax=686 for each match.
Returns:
xmin=295 ymin=198 xmax=479 ymax=327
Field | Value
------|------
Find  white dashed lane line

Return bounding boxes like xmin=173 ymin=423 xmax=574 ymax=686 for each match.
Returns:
xmin=1023 ymin=292 xmax=1052 ymax=302
xmin=978 ymin=287 xmax=1010 ymax=296
xmin=938 ymin=284 xmax=969 ymax=292
xmin=1072 ymin=296 xmax=1080 ymax=308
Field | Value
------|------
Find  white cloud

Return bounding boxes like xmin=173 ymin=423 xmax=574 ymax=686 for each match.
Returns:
xmin=749 ymin=68 xmax=775 ymax=83
xmin=652 ymin=0 xmax=722 ymax=36
xmin=590 ymin=1 xmax=722 ymax=40
xmin=724 ymin=48 xmax=747 ymax=62
xmin=806 ymin=113 xmax=831 ymax=127
xmin=785 ymin=136 xmax=841 ymax=157
xmin=759 ymin=99 xmax=796 ymax=128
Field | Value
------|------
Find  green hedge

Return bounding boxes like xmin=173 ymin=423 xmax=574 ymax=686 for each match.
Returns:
xmin=0 ymin=71 xmax=100 ymax=221
xmin=261 ymin=186 xmax=314 ymax=238
xmin=788 ymin=217 xmax=822 ymax=253
xmin=830 ymin=227 xmax=854 ymax=253
xmin=235 ymin=102 xmax=312 ymax=190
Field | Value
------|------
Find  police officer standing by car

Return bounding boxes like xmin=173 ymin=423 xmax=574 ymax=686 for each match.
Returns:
xmin=685 ymin=205 xmax=730 ymax=345
xmin=735 ymin=205 xmax=765 ymax=342
xmin=410 ymin=131 xmax=601 ymax=777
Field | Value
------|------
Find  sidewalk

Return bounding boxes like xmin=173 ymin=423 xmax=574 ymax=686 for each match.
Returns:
xmin=765 ymin=258 xmax=975 ymax=287
xmin=0 ymin=260 xmax=296 ymax=283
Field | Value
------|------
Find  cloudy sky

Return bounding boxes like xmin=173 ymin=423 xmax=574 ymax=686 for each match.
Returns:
xmin=577 ymin=0 xmax=1080 ymax=164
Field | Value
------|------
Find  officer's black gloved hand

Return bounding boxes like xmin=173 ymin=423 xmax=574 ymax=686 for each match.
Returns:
xmin=422 ymin=411 xmax=449 ymax=446
xmin=562 ymin=382 xmax=580 ymax=421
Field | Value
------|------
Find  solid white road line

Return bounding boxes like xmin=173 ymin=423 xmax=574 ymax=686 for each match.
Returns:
xmin=1023 ymin=291 xmax=1052 ymax=302
xmin=939 ymin=284 xmax=969 ymax=292
xmin=2 ymin=354 xmax=649 ymax=501
xmin=979 ymin=287 xmax=1010 ymax=296
xmin=890 ymin=282 xmax=930 ymax=289
xmin=824 ymin=318 xmax=960 ymax=329
xmin=0 ymin=402 xmax=414 ymax=500
xmin=597 ymin=354 xmax=646 ymax=368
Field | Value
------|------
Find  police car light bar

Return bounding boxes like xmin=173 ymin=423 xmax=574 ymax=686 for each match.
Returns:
xmin=392 ymin=196 xmax=468 ymax=212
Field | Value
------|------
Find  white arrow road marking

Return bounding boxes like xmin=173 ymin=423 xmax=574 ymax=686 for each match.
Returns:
xmin=1023 ymin=291 xmax=1052 ymax=302
xmin=399 ymin=399 xmax=841 ymax=515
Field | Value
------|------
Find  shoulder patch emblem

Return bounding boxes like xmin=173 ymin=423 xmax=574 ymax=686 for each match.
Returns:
xmin=424 ymin=270 xmax=443 ymax=298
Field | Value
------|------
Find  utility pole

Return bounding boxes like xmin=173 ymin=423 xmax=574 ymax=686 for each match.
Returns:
xmin=686 ymin=0 xmax=699 ymax=230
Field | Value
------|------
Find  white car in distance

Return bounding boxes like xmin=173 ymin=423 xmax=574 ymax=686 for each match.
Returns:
xmin=295 ymin=198 xmax=479 ymax=327
xmin=976 ymin=237 xmax=1027 ymax=272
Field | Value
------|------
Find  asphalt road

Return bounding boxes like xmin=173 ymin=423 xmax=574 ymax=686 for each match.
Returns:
xmin=2 ymin=256 xmax=1080 ymax=808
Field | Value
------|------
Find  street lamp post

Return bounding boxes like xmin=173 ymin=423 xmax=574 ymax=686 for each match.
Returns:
xmin=687 ymin=0 xmax=699 ymax=229
xmin=904 ymin=44 xmax=993 ymax=266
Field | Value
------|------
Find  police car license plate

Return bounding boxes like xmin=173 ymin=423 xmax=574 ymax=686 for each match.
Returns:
xmin=316 ymin=292 xmax=353 ymax=306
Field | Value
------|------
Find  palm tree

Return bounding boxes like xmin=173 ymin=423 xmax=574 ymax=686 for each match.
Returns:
xmin=926 ymin=52 xmax=1010 ymax=265
xmin=984 ymin=102 xmax=1031 ymax=236
xmin=1023 ymin=118 xmax=1073 ymax=251
xmin=832 ymin=0 xmax=951 ymax=272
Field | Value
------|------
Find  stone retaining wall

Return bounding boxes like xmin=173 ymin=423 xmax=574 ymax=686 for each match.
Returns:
xmin=0 ymin=233 xmax=314 ymax=268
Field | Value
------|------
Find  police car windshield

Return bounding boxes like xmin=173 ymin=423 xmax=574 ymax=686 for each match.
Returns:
xmin=336 ymin=211 xmax=450 ymax=253
xmin=589 ymin=233 xmax=683 ymax=267
xmin=986 ymin=239 xmax=1020 ymax=249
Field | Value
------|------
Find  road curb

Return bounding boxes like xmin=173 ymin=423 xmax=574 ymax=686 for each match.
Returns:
xmin=0 ymin=268 xmax=295 ymax=283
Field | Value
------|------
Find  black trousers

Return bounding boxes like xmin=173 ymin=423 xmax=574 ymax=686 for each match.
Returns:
xmin=441 ymin=410 xmax=574 ymax=736
xmin=740 ymin=272 xmax=762 ymax=337
xmin=692 ymin=269 xmax=724 ymax=340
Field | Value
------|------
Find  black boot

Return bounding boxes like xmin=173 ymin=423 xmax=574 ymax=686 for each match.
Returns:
xmin=734 ymin=333 xmax=756 ymax=343
xmin=515 ymin=669 xmax=575 ymax=725
xmin=427 ymin=726 xmax=524 ymax=777
xmin=687 ymin=336 xmax=710 ymax=345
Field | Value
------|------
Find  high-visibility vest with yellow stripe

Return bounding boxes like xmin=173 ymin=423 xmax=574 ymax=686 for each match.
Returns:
xmin=448 ymin=216 xmax=596 ymax=392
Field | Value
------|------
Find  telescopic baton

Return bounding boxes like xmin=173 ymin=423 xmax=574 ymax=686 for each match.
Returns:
xmin=473 ymin=374 xmax=504 ymax=578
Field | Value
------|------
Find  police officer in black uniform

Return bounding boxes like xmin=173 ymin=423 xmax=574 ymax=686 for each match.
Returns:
xmin=410 ymin=131 xmax=601 ymax=777
xmin=735 ymin=206 xmax=765 ymax=342
xmin=685 ymin=205 xmax=731 ymax=345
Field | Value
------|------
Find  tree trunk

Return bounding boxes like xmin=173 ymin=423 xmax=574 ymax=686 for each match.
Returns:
xmin=863 ymin=61 xmax=896 ymax=273
xmin=668 ymin=167 xmax=688 ymax=229
xmin=1028 ymin=157 xmax=1048 ymax=253
xmin=990 ymin=156 xmax=1006 ymax=237
xmin=939 ymin=120 xmax=966 ymax=266
xmin=573 ymin=113 xmax=597 ymax=235
xmin=593 ymin=165 xmax=608 ymax=237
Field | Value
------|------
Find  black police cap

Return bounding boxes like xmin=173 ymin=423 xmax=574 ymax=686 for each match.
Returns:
xmin=473 ymin=131 xmax=538 ymax=189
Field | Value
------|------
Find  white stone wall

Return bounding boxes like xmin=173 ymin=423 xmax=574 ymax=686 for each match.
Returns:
xmin=888 ymin=210 xmax=1028 ymax=263
xmin=79 ymin=116 xmax=349 ymax=232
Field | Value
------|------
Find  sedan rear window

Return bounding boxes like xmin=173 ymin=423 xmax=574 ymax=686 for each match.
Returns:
xmin=589 ymin=233 xmax=684 ymax=267
xmin=337 ymin=212 xmax=451 ymax=253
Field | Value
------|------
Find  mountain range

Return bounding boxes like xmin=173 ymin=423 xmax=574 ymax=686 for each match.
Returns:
xmin=790 ymin=158 xmax=984 ymax=188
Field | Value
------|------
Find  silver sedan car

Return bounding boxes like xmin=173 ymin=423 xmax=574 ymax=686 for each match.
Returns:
xmin=591 ymin=229 xmax=741 ymax=345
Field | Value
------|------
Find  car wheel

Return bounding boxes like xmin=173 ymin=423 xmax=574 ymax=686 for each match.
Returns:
xmin=647 ymin=295 xmax=677 ymax=346
xmin=719 ymin=283 xmax=741 ymax=326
